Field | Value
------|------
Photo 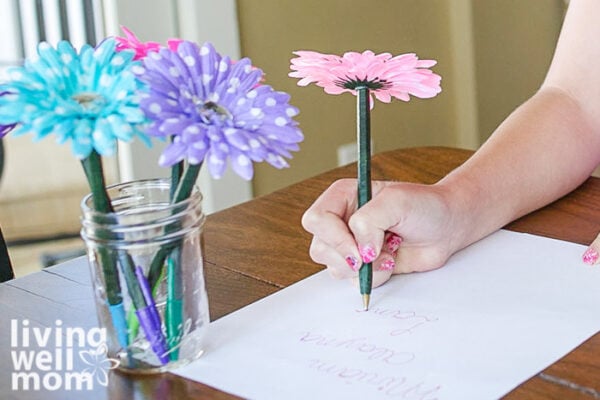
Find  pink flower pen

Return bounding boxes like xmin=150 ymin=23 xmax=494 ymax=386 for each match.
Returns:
xmin=290 ymin=49 xmax=441 ymax=309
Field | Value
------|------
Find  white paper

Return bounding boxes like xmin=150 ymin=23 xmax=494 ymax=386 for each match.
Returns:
xmin=174 ymin=230 xmax=600 ymax=399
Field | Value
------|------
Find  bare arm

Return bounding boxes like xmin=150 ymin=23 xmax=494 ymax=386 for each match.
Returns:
xmin=438 ymin=0 xmax=600 ymax=252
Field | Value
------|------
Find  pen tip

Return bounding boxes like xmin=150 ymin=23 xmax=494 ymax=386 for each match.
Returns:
xmin=362 ymin=294 xmax=370 ymax=311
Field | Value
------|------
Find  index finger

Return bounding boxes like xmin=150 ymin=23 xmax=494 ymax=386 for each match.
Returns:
xmin=302 ymin=179 xmax=361 ymax=264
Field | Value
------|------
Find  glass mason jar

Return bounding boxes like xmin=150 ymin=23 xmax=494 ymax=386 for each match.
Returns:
xmin=80 ymin=178 xmax=209 ymax=373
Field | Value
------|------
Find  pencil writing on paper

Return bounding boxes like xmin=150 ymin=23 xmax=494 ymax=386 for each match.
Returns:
xmin=307 ymin=358 xmax=442 ymax=399
xmin=299 ymin=332 xmax=415 ymax=365
xmin=356 ymin=307 xmax=439 ymax=337
xmin=296 ymin=309 xmax=442 ymax=398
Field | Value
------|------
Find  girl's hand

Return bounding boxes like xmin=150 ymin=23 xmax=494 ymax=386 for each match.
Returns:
xmin=302 ymin=179 xmax=462 ymax=287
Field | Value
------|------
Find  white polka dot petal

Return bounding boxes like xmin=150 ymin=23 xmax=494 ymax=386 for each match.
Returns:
xmin=237 ymin=154 xmax=250 ymax=166
xmin=219 ymin=60 xmax=229 ymax=72
xmin=184 ymin=56 xmax=196 ymax=66
xmin=149 ymin=103 xmax=162 ymax=114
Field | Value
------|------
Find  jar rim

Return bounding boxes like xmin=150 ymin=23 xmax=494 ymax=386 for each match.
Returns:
xmin=80 ymin=178 xmax=203 ymax=218
xmin=79 ymin=178 xmax=205 ymax=247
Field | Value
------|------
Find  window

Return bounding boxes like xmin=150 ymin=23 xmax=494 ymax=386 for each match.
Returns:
xmin=0 ymin=0 xmax=105 ymax=79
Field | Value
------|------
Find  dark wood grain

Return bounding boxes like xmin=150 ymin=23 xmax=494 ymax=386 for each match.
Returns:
xmin=2 ymin=146 xmax=599 ymax=399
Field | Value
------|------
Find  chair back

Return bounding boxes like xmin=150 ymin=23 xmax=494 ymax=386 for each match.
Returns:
xmin=0 ymin=227 xmax=14 ymax=282
xmin=0 ymin=140 xmax=14 ymax=281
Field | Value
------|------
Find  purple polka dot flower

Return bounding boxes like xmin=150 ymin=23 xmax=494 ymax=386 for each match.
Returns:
xmin=134 ymin=41 xmax=303 ymax=180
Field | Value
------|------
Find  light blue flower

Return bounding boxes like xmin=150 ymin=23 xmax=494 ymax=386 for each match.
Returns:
xmin=0 ymin=38 xmax=149 ymax=159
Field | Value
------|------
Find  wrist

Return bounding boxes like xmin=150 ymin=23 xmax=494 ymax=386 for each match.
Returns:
xmin=434 ymin=174 xmax=486 ymax=253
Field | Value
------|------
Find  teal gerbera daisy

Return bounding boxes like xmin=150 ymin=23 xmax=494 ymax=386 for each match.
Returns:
xmin=0 ymin=38 xmax=149 ymax=159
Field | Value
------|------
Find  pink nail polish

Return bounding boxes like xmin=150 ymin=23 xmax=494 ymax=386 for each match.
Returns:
xmin=360 ymin=246 xmax=377 ymax=263
xmin=385 ymin=234 xmax=403 ymax=253
xmin=583 ymin=247 xmax=599 ymax=265
xmin=379 ymin=259 xmax=395 ymax=271
xmin=345 ymin=256 xmax=359 ymax=271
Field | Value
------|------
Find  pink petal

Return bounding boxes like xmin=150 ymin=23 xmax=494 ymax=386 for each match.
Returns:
xmin=289 ymin=49 xmax=441 ymax=103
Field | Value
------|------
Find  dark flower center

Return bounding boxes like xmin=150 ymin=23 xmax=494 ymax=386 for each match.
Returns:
xmin=335 ymin=76 xmax=391 ymax=91
xmin=197 ymin=100 xmax=232 ymax=123
xmin=72 ymin=92 xmax=107 ymax=113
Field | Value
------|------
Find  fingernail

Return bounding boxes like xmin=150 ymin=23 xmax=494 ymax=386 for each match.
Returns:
xmin=583 ymin=247 xmax=599 ymax=265
xmin=345 ymin=256 xmax=359 ymax=271
xmin=385 ymin=234 xmax=403 ymax=253
xmin=379 ymin=258 xmax=395 ymax=271
xmin=360 ymin=245 xmax=377 ymax=263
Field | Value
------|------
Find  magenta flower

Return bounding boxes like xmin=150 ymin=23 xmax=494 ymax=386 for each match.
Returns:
xmin=167 ymin=39 xmax=182 ymax=51
xmin=115 ymin=26 xmax=161 ymax=60
xmin=289 ymin=50 xmax=441 ymax=106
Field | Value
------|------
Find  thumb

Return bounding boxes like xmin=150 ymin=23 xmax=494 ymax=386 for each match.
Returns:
xmin=348 ymin=185 xmax=400 ymax=263
xmin=348 ymin=210 xmax=387 ymax=264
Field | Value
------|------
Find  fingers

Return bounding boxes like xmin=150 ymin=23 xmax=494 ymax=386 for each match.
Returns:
xmin=308 ymin=234 xmax=399 ymax=280
xmin=348 ymin=182 xmax=454 ymax=274
xmin=302 ymin=179 xmax=361 ymax=266
xmin=374 ymin=232 xmax=402 ymax=272
xmin=582 ymin=233 xmax=600 ymax=265
xmin=303 ymin=179 xmax=452 ymax=288
xmin=348 ymin=184 xmax=405 ymax=266
xmin=308 ymin=237 xmax=356 ymax=279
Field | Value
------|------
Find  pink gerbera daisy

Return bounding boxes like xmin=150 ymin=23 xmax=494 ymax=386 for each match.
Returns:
xmin=114 ymin=26 xmax=162 ymax=60
xmin=289 ymin=50 xmax=441 ymax=106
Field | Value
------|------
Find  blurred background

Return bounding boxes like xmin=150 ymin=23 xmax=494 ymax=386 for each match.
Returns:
xmin=0 ymin=0 xmax=567 ymax=276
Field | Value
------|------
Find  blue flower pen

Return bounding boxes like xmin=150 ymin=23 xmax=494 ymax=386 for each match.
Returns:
xmin=109 ymin=303 xmax=129 ymax=349
xmin=82 ymin=152 xmax=129 ymax=349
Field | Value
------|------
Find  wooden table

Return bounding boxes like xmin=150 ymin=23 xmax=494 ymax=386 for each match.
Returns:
xmin=1 ymin=147 xmax=599 ymax=399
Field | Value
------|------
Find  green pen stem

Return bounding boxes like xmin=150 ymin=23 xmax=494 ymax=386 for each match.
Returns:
xmin=82 ymin=153 xmax=145 ymax=308
xmin=132 ymin=162 xmax=202 ymax=361
xmin=147 ymin=163 xmax=202 ymax=290
xmin=167 ymin=163 xmax=202 ymax=360
xmin=356 ymin=87 xmax=373 ymax=310
xmin=163 ymin=140 xmax=185 ymax=359
xmin=81 ymin=153 xmax=126 ymax=345
xmin=147 ymin=246 xmax=174 ymax=291
xmin=126 ymin=308 xmax=139 ymax=344
xmin=81 ymin=152 xmax=112 ymax=213
xmin=172 ymin=163 xmax=202 ymax=203
xmin=166 ymin=248 xmax=183 ymax=360
xmin=170 ymin=160 xmax=184 ymax=200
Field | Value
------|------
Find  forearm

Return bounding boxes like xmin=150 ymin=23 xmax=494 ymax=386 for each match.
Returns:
xmin=438 ymin=87 xmax=600 ymax=250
